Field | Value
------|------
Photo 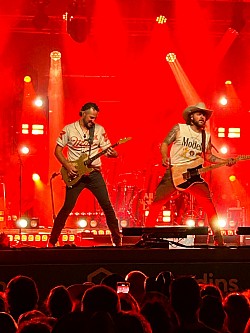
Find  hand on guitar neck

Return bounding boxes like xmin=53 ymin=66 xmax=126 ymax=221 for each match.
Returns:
xmin=225 ymin=157 xmax=237 ymax=166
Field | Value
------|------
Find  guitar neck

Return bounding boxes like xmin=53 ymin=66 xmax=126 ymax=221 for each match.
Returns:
xmin=199 ymin=161 xmax=228 ymax=174
xmin=199 ymin=155 xmax=250 ymax=175
xmin=85 ymin=142 xmax=119 ymax=165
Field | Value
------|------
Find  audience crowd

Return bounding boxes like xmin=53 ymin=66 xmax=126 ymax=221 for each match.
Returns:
xmin=0 ymin=269 xmax=249 ymax=333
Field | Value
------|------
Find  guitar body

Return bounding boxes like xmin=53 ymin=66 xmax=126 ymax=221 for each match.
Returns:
xmin=171 ymin=154 xmax=250 ymax=191
xmin=171 ymin=158 xmax=205 ymax=191
xmin=61 ymin=154 xmax=94 ymax=187
xmin=60 ymin=137 xmax=132 ymax=187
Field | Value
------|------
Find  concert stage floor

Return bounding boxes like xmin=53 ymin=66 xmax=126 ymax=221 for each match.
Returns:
xmin=0 ymin=228 xmax=250 ymax=301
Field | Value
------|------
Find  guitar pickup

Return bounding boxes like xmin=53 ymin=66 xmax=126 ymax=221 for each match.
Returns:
xmin=84 ymin=160 xmax=92 ymax=166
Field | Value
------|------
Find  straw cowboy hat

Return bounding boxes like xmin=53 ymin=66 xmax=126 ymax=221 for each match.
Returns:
xmin=182 ymin=102 xmax=213 ymax=122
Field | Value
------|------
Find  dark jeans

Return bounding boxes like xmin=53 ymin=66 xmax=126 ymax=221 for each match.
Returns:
xmin=49 ymin=171 xmax=120 ymax=245
xmin=146 ymin=168 xmax=221 ymax=235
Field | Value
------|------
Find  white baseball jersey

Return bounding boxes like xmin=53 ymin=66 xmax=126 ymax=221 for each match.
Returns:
xmin=56 ymin=121 xmax=112 ymax=168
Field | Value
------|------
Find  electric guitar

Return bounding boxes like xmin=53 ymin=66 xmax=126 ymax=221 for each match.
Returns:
xmin=61 ymin=137 xmax=132 ymax=186
xmin=171 ymin=155 xmax=250 ymax=191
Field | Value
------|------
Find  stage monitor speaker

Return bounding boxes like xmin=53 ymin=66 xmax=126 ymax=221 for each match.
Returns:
xmin=236 ymin=227 xmax=250 ymax=235
xmin=122 ymin=226 xmax=208 ymax=238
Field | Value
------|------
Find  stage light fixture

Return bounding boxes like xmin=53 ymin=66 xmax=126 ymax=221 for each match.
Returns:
xmin=50 ymin=51 xmax=61 ymax=61
xmin=28 ymin=235 xmax=34 ymax=242
xmin=219 ymin=97 xmax=228 ymax=106
xmin=220 ymin=146 xmax=228 ymax=154
xmin=29 ymin=217 xmax=39 ymax=229
xmin=20 ymin=146 xmax=30 ymax=155
xmin=228 ymin=128 xmax=240 ymax=138
xmin=120 ymin=219 xmax=129 ymax=228
xmin=228 ymin=220 xmax=237 ymax=229
xmin=166 ymin=53 xmax=176 ymax=63
xmin=77 ymin=218 xmax=88 ymax=228
xmin=32 ymin=124 xmax=44 ymax=135
xmin=229 ymin=175 xmax=236 ymax=182
xmin=218 ymin=128 xmax=226 ymax=138
xmin=218 ymin=218 xmax=227 ymax=228
xmin=225 ymin=80 xmax=232 ymax=85
xmin=197 ymin=220 xmax=205 ymax=227
xmin=32 ymin=173 xmax=40 ymax=182
xmin=162 ymin=210 xmax=171 ymax=223
xmin=185 ymin=218 xmax=196 ymax=227
xmin=156 ymin=15 xmax=167 ymax=24
xmin=24 ymin=76 xmax=32 ymax=83
xmin=16 ymin=218 xmax=29 ymax=229
xmin=34 ymin=97 xmax=43 ymax=107
xmin=21 ymin=124 xmax=29 ymax=135
xmin=90 ymin=219 xmax=98 ymax=228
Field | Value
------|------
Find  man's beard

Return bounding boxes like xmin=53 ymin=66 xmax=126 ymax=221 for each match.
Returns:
xmin=192 ymin=119 xmax=205 ymax=129
xmin=84 ymin=120 xmax=94 ymax=129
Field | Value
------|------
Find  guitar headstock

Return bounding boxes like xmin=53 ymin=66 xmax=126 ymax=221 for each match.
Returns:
xmin=237 ymin=155 xmax=250 ymax=161
xmin=118 ymin=137 xmax=132 ymax=144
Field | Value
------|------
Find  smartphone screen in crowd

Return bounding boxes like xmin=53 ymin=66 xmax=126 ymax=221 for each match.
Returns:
xmin=117 ymin=281 xmax=130 ymax=293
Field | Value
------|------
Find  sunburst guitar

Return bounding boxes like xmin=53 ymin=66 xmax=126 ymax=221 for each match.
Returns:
xmin=61 ymin=137 xmax=132 ymax=187
xmin=171 ymin=155 xmax=250 ymax=191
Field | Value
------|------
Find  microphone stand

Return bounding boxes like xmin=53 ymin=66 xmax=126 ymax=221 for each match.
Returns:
xmin=50 ymin=172 xmax=60 ymax=221
xmin=15 ymin=151 xmax=25 ymax=247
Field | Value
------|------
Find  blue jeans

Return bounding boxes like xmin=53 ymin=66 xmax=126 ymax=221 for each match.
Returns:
xmin=49 ymin=171 xmax=120 ymax=245
xmin=146 ymin=169 xmax=221 ymax=235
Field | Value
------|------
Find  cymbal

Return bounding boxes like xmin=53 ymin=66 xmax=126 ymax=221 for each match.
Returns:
xmin=118 ymin=170 xmax=145 ymax=177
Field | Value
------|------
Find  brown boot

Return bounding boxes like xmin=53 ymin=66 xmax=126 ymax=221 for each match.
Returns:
xmin=213 ymin=232 xmax=225 ymax=246
xmin=111 ymin=233 xmax=122 ymax=247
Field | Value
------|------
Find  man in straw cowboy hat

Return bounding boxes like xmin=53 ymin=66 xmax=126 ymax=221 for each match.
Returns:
xmin=146 ymin=102 xmax=236 ymax=246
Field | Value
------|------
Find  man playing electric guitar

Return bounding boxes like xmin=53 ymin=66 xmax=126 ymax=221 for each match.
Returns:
xmin=146 ymin=102 xmax=236 ymax=246
xmin=48 ymin=102 xmax=122 ymax=247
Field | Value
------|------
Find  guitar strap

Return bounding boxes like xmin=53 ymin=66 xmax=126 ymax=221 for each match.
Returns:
xmin=202 ymin=129 xmax=219 ymax=155
xmin=88 ymin=124 xmax=95 ymax=156
xmin=202 ymin=129 xmax=206 ymax=158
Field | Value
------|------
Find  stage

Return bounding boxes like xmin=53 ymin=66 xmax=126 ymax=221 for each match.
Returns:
xmin=0 ymin=227 xmax=250 ymax=303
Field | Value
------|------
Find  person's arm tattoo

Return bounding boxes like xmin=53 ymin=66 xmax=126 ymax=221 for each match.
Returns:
xmin=163 ymin=124 xmax=179 ymax=145
xmin=205 ymin=139 xmax=226 ymax=163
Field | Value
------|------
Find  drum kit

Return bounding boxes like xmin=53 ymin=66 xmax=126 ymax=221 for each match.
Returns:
xmin=112 ymin=171 xmax=147 ymax=226
xmin=108 ymin=171 xmax=205 ymax=227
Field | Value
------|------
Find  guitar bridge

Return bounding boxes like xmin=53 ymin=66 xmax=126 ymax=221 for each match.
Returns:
xmin=183 ymin=172 xmax=190 ymax=180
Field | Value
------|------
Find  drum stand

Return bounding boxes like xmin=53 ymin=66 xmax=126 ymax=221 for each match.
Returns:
xmin=171 ymin=192 xmax=200 ymax=225
xmin=116 ymin=185 xmax=140 ymax=227
xmin=183 ymin=193 xmax=199 ymax=222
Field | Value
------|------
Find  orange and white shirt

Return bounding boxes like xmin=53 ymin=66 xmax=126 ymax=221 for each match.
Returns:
xmin=57 ymin=121 xmax=111 ymax=168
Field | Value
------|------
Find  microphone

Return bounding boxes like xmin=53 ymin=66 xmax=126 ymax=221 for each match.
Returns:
xmin=51 ymin=172 xmax=60 ymax=179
